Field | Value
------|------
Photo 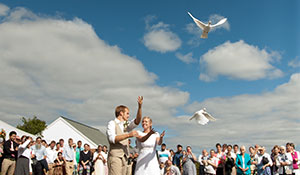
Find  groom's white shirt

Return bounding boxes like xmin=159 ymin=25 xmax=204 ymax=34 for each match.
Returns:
xmin=106 ymin=118 xmax=137 ymax=144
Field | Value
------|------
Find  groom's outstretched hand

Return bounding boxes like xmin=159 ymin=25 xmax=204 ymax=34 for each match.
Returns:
xmin=129 ymin=130 xmax=139 ymax=138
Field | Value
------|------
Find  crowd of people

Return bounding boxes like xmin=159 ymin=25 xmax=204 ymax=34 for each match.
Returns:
xmin=155 ymin=142 xmax=300 ymax=175
xmin=1 ymin=130 xmax=299 ymax=175
xmin=0 ymin=131 xmax=109 ymax=175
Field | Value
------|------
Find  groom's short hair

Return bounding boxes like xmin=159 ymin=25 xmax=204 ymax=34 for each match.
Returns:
xmin=115 ymin=105 xmax=128 ymax=117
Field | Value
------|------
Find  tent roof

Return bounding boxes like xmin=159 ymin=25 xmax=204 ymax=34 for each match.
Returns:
xmin=0 ymin=120 xmax=36 ymax=140
xmin=60 ymin=116 xmax=108 ymax=146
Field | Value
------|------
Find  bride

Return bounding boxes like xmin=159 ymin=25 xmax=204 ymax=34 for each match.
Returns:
xmin=134 ymin=116 xmax=165 ymax=175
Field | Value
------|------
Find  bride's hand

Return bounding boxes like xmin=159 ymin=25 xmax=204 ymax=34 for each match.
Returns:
xmin=160 ymin=130 xmax=165 ymax=138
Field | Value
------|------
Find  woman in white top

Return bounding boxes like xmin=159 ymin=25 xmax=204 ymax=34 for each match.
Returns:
xmin=278 ymin=146 xmax=293 ymax=175
xmin=101 ymin=145 xmax=108 ymax=175
xmin=92 ymin=145 xmax=106 ymax=175
xmin=15 ymin=136 xmax=33 ymax=175
xmin=204 ymin=149 xmax=219 ymax=175
xmin=134 ymin=116 xmax=165 ymax=175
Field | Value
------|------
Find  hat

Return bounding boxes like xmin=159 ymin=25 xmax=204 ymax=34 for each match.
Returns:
xmin=258 ymin=147 xmax=265 ymax=150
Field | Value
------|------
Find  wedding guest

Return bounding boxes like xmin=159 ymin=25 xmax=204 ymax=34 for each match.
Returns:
xmin=223 ymin=144 xmax=228 ymax=154
xmin=249 ymin=146 xmax=257 ymax=175
xmin=79 ymin=144 xmax=92 ymax=175
xmin=170 ymin=149 xmax=174 ymax=162
xmin=42 ymin=140 xmax=48 ymax=148
xmin=228 ymin=145 xmax=237 ymax=175
xmin=76 ymin=141 xmax=84 ymax=170
xmin=256 ymin=147 xmax=272 ymax=175
xmin=234 ymin=145 xmax=240 ymax=155
xmin=182 ymin=146 xmax=197 ymax=175
xmin=204 ymin=149 xmax=219 ymax=175
xmin=164 ymin=159 xmax=181 ymax=175
xmin=53 ymin=152 xmax=66 ymax=175
xmin=199 ymin=149 xmax=209 ymax=175
xmin=72 ymin=143 xmax=78 ymax=175
xmin=32 ymin=137 xmax=48 ymax=175
xmin=158 ymin=143 xmax=171 ymax=164
xmin=173 ymin=145 xmax=183 ymax=170
xmin=1 ymin=131 xmax=18 ymax=175
xmin=93 ymin=145 xmax=106 ymax=175
xmin=102 ymin=145 xmax=108 ymax=175
xmin=271 ymin=145 xmax=280 ymax=175
xmin=63 ymin=138 xmax=75 ymax=175
xmin=236 ymin=146 xmax=251 ymax=175
xmin=279 ymin=145 xmax=292 ymax=175
xmin=216 ymin=143 xmax=225 ymax=175
xmin=59 ymin=139 xmax=64 ymax=151
xmin=225 ymin=151 xmax=235 ymax=175
xmin=15 ymin=136 xmax=33 ymax=175
xmin=290 ymin=143 xmax=300 ymax=175
xmin=46 ymin=141 xmax=57 ymax=175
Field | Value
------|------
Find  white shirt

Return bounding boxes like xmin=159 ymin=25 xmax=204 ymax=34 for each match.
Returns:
xmin=18 ymin=140 xmax=31 ymax=159
xmin=206 ymin=156 xmax=219 ymax=175
xmin=158 ymin=150 xmax=170 ymax=164
xmin=256 ymin=152 xmax=273 ymax=167
xmin=284 ymin=152 xmax=294 ymax=174
xmin=198 ymin=154 xmax=209 ymax=165
xmin=106 ymin=118 xmax=137 ymax=144
xmin=17 ymin=140 xmax=33 ymax=173
xmin=231 ymin=152 xmax=237 ymax=159
xmin=46 ymin=147 xmax=57 ymax=164
xmin=63 ymin=145 xmax=75 ymax=161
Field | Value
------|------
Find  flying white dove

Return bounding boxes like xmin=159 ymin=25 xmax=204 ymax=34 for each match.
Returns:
xmin=187 ymin=12 xmax=227 ymax=38
xmin=189 ymin=108 xmax=217 ymax=125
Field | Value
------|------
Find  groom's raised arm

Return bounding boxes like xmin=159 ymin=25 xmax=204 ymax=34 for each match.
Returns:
xmin=134 ymin=96 xmax=143 ymax=125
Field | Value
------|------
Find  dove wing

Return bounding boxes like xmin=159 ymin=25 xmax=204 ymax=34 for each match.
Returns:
xmin=187 ymin=12 xmax=206 ymax=30
xmin=203 ymin=112 xmax=217 ymax=121
xmin=211 ymin=18 xmax=227 ymax=28
xmin=189 ymin=112 xmax=199 ymax=121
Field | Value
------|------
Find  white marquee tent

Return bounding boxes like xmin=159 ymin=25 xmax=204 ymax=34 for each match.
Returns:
xmin=42 ymin=116 xmax=108 ymax=149
xmin=0 ymin=119 xmax=36 ymax=140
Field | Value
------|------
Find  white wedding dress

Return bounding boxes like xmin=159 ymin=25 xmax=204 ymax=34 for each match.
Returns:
xmin=134 ymin=130 xmax=160 ymax=175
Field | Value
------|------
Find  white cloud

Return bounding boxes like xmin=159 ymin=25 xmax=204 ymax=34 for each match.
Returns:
xmin=175 ymin=52 xmax=197 ymax=64
xmin=0 ymin=3 xmax=9 ymax=16
xmin=0 ymin=6 xmax=189 ymax=128
xmin=166 ymin=73 xmax=300 ymax=152
xmin=143 ymin=17 xmax=181 ymax=53
xmin=288 ymin=56 xmax=300 ymax=68
xmin=199 ymin=40 xmax=283 ymax=81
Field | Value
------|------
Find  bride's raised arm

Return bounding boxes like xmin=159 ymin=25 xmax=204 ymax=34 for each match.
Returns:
xmin=156 ymin=130 xmax=165 ymax=145
xmin=136 ymin=129 xmax=156 ymax=142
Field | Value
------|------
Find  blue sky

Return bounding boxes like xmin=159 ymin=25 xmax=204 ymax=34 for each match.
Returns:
xmin=0 ymin=0 xmax=299 ymax=153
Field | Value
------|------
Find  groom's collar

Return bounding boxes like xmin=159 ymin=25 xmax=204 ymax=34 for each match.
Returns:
xmin=114 ymin=118 xmax=123 ymax=124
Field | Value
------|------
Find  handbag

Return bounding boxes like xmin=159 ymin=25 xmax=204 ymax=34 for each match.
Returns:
xmin=262 ymin=156 xmax=269 ymax=165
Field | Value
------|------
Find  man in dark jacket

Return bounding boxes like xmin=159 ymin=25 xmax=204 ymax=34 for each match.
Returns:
xmin=1 ymin=131 xmax=19 ymax=175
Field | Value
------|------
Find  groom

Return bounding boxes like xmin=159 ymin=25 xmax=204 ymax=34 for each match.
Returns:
xmin=106 ymin=96 xmax=143 ymax=175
